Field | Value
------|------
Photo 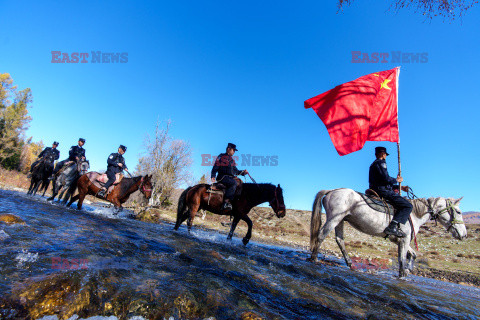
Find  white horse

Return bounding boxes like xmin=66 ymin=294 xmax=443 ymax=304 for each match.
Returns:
xmin=308 ymin=188 xmax=467 ymax=278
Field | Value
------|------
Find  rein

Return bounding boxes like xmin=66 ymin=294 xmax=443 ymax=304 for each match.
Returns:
xmin=408 ymin=187 xmax=463 ymax=233
xmin=139 ymin=176 xmax=152 ymax=194
xmin=246 ymin=172 xmax=285 ymax=216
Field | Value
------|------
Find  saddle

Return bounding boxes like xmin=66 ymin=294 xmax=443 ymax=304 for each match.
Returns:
xmin=86 ymin=172 xmax=124 ymax=195
xmin=55 ymin=161 xmax=75 ymax=176
xmin=207 ymin=177 xmax=243 ymax=198
xmin=358 ymin=189 xmax=395 ymax=215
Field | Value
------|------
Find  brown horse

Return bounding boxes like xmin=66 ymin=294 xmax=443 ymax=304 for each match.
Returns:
xmin=67 ymin=173 xmax=153 ymax=214
xmin=175 ymin=182 xmax=286 ymax=245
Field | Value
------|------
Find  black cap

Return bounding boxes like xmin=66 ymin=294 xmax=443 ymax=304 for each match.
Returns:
xmin=119 ymin=145 xmax=127 ymax=152
xmin=79 ymin=138 xmax=86 ymax=143
xmin=227 ymin=143 xmax=238 ymax=151
xmin=375 ymin=146 xmax=389 ymax=156
xmin=53 ymin=141 xmax=59 ymax=146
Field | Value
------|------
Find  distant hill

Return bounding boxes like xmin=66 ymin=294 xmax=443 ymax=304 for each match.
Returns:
xmin=463 ymin=211 xmax=480 ymax=224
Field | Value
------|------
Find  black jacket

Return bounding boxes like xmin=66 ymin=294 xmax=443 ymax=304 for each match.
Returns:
xmin=369 ymin=158 xmax=398 ymax=194
xmin=107 ymin=153 xmax=127 ymax=174
xmin=211 ymin=153 xmax=243 ymax=180
xmin=68 ymin=145 xmax=85 ymax=161
xmin=38 ymin=147 xmax=60 ymax=161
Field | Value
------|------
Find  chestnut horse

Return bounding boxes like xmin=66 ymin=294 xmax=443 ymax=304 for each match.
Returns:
xmin=67 ymin=174 xmax=153 ymax=214
xmin=175 ymin=183 xmax=286 ymax=245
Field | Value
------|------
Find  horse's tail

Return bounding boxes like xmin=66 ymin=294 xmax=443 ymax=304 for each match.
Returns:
xmin=175 ymin=186 xmax=193 ymax=230
xmin=310 ymin=190 xmax=330 ymax=253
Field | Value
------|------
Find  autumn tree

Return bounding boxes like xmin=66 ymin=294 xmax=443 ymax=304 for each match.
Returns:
xmin=338 ymin=0 xmax=478 ymax=20
xmin=0 ymin=73 xmax=33 ymax=170
xmin=136 ymin=120 xmax=193 ymax=207
xmin=20 ymin=139 xmax=45 ymax=173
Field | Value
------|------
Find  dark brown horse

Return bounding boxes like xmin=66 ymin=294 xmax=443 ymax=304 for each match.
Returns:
xmin=67 ymin=173 xmax=153 ymax=214
xmin=175 ymin=182 xmax=286 ymax=245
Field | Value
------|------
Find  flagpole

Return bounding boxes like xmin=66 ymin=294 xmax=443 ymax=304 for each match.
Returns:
xmin=397 ymin=142 xmax=402 ymax=193
xmin=396 ymin=66 xmax=402 ymax=194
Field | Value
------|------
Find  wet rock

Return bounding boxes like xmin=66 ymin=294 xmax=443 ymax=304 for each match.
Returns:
xmin=174 ymin=292 xmax=201 ymax=318
xmin=14 ymin=271 xmax=98 ymax=320
xmin=209 ymin=250 xmax=224 ymax=260
xmin=0 ymin=214 xmax=25 ymax=225
xmin=241 ymin=311 xmax=265 ymax=320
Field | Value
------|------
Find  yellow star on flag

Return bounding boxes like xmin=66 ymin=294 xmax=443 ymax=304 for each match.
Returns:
xmin=380 ymin=79 xmax=391 ymax=90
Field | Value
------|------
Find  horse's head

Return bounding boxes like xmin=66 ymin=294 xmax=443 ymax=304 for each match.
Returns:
xmin=140 ymin=174 xmax=153 ymax=199
xmin=427 ymin=197 xmax=467 ymax=240
xmin=269 ymin=184 xmax=286 ymax=218
xmin=77 ymin=159 xmax=90 ymax=175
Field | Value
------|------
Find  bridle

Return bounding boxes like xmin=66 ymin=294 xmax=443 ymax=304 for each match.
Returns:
xmin=426 ymin=198 xmax=464 ymax=232
xmin=408 ymin=187 xmax=463 ymax=233
xmin=77 ymin=159 xmax=89 ymax=174
xmin=269 ymin=185 xmax=286 ymax=215
xmin=139 ymin=176 xmax=152 ymax=194
xmin=244 ymin=172 xmax=285 ymax=216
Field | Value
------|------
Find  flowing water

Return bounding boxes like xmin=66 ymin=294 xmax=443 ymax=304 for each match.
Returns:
xmin=0 ymin=189 xmax=479 ymax=320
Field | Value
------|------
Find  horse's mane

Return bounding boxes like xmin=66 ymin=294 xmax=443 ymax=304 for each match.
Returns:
xmin=242 ymin=182 xmax=275 ymax=191
xmin=240 ymin=183 xmax=276 ymax=203
xmin=120 ymin=176 xmax=143 ymax=196
xmin=409 ymin=198 xmax=429 ymax=219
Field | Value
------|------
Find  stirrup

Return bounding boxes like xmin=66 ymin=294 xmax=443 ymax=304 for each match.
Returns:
xmin=97 ymin=189 xmax=106 ymax=197
xmin=222 ymin=201 xmax=233 ymax=211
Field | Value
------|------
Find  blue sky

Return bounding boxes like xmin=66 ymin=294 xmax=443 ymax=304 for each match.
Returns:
xmin=1 ymin=1 xmax=479 ymax=211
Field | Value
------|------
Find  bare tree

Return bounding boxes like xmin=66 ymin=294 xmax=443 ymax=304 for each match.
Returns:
xmin=136 ymin=120 xmax=192 ymax=207
xmin=338 ymin=0 xmax=478 ymax=20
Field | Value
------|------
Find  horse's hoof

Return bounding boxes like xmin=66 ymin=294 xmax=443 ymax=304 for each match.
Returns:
xmin=306 ymin=257 xmax=317 ymax=263
xmin=242 ymin=238 xmax=249 ymax=246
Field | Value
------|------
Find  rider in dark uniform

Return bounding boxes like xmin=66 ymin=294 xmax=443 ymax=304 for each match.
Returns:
xmin=28 ymin=141 xmax=60 ymax=177
xmin=98 ymin=145 xmax=129 ymax=197
xmin=51 ymin=138 xmax=86 ymax=179
xmin=369 ymin=146 xmax=412 ymax=238
xmin=211 ymin=143 xmax=248 ymax=211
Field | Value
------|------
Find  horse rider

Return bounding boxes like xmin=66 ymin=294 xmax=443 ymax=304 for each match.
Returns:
xmin=98 ymin=145 xmax=129 ymax=197
xmin=50 ymin=138 xmax=86 ymax=179
xmin=211 ymin=143 xmax=248 ymax=211
xmin=28 ymin=141 xmax=60 ymax=178
xmin=369 ymin=146 xmax=412 ymax=238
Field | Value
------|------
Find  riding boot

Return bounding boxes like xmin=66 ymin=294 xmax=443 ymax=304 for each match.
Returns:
xmin=222 ymin=199 xmax=233 ymax=211
xmin=97 ymin=188 xmax=107 ymax=198
xmin=383 ymin=221 xmax=406 ymax=238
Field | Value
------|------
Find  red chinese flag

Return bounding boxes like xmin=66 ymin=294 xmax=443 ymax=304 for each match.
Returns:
xmin=304 ymin=67 xmax=399 ymax=156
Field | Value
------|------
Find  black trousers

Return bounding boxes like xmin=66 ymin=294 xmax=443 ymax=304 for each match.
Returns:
xmin=219 ymin=175 xmax=236 ymax=201
xmin=377 ymin=190 xmax=413 ymax=225
xmin=104 ymin=170 xmax=117 ymax=190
